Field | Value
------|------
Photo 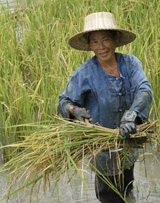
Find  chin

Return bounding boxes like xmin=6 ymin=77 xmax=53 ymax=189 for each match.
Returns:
xmin=100 ymin=56 xmax=110 ymax=62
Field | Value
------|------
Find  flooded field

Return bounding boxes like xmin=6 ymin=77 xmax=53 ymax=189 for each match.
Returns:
xmin=0 ymin=143 xmax=160 ymax=203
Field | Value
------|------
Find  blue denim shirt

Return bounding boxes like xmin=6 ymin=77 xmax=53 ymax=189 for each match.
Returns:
xmin=59 ymin=53 xmax=153 ymax=129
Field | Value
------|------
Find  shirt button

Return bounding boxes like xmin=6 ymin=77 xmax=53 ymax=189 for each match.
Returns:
xmin=119 ymin=109 xmax=123 ymax=112
xmin=119 ymin=92 xmax=122 ymax=96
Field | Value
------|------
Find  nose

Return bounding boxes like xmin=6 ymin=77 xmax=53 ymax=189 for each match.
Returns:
xmin=98 ymin=41 xmax=105 ymax=49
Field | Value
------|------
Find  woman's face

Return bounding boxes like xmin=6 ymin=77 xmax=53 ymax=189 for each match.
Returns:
xmin=89 ymin=31 xmax=116 ymax=63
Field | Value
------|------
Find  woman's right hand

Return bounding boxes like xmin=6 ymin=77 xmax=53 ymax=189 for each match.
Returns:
xmin=69 ymin=105 xmax=91 ymax=121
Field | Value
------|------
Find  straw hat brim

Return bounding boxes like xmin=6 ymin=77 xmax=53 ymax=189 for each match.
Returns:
xmin=69 ymin=28 xmax=136 ymax=51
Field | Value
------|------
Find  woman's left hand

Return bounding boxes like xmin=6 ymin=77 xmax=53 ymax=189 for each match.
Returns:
xmin=119 ymin=110 xmax=137 ymax=139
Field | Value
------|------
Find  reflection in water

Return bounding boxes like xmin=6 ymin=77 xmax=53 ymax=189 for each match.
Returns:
xmin=58 ymin=143 xmax=160 ymax=203
xmin=133 ymin=143 xmax=160 ymax=203
xmin=57 ymin=143 xmax=160 ymax=203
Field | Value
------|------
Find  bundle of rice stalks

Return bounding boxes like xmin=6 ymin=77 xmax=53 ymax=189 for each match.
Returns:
xmin=0 ymin=117 xmax=158 ymax=200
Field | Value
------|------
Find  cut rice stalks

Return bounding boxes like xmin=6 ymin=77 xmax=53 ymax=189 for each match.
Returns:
xmin=0 ymin=117 xmax=159 ymax=201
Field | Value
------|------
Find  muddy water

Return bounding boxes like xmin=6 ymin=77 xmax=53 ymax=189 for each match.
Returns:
xmin=0 ymin=143 xmax=160 ymax=203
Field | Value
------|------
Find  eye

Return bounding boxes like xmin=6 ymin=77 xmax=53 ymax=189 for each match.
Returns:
xmin=91 ymin=40 xmax=98 ymax=44
xmin=104 ymin=36 xmax=113 ymax=43
xmin=103 ymin=38 xmax=110 ymax=42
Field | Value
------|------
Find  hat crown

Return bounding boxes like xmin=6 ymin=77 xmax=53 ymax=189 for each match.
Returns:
xmin=84 ymin=12 xmax=118 ymax=32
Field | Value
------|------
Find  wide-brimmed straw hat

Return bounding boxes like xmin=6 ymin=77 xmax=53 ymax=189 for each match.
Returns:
xmin=69 ymin=12 xmax=136 ymax=51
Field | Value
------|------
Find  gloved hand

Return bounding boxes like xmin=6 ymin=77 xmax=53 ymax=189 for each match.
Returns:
xmin=120 ymin=110 xmax=137 ymax=139
xmin=69 ymin=105 xmax=91 ymax=121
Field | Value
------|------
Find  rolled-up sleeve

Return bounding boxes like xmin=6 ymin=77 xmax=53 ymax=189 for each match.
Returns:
xmin=128 ymin=55 xmax=153 ymax=120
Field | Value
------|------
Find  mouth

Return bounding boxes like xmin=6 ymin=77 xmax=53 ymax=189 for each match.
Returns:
xmin=98 ymin=51 xmax=109 ymax=57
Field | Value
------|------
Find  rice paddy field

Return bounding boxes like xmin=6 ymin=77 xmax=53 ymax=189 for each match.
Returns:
xmin=0 ymin=0 xmax=159 ymax=202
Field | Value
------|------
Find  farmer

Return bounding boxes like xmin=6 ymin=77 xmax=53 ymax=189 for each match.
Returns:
xmin=58 ymin=12 xmax=153 ymax=203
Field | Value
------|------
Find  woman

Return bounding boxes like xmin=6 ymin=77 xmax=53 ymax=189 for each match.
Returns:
xmin=58 ymin=12 xmax=153 ymax=203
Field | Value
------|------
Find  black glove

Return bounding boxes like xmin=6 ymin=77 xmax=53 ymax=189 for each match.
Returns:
xmin=65 ymin=103 xmax=91 ymax=121
xmin=68 ymin=105 xmax=91 ymax=121
xmin=120 ymin=110 xmax=137 ymax=139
